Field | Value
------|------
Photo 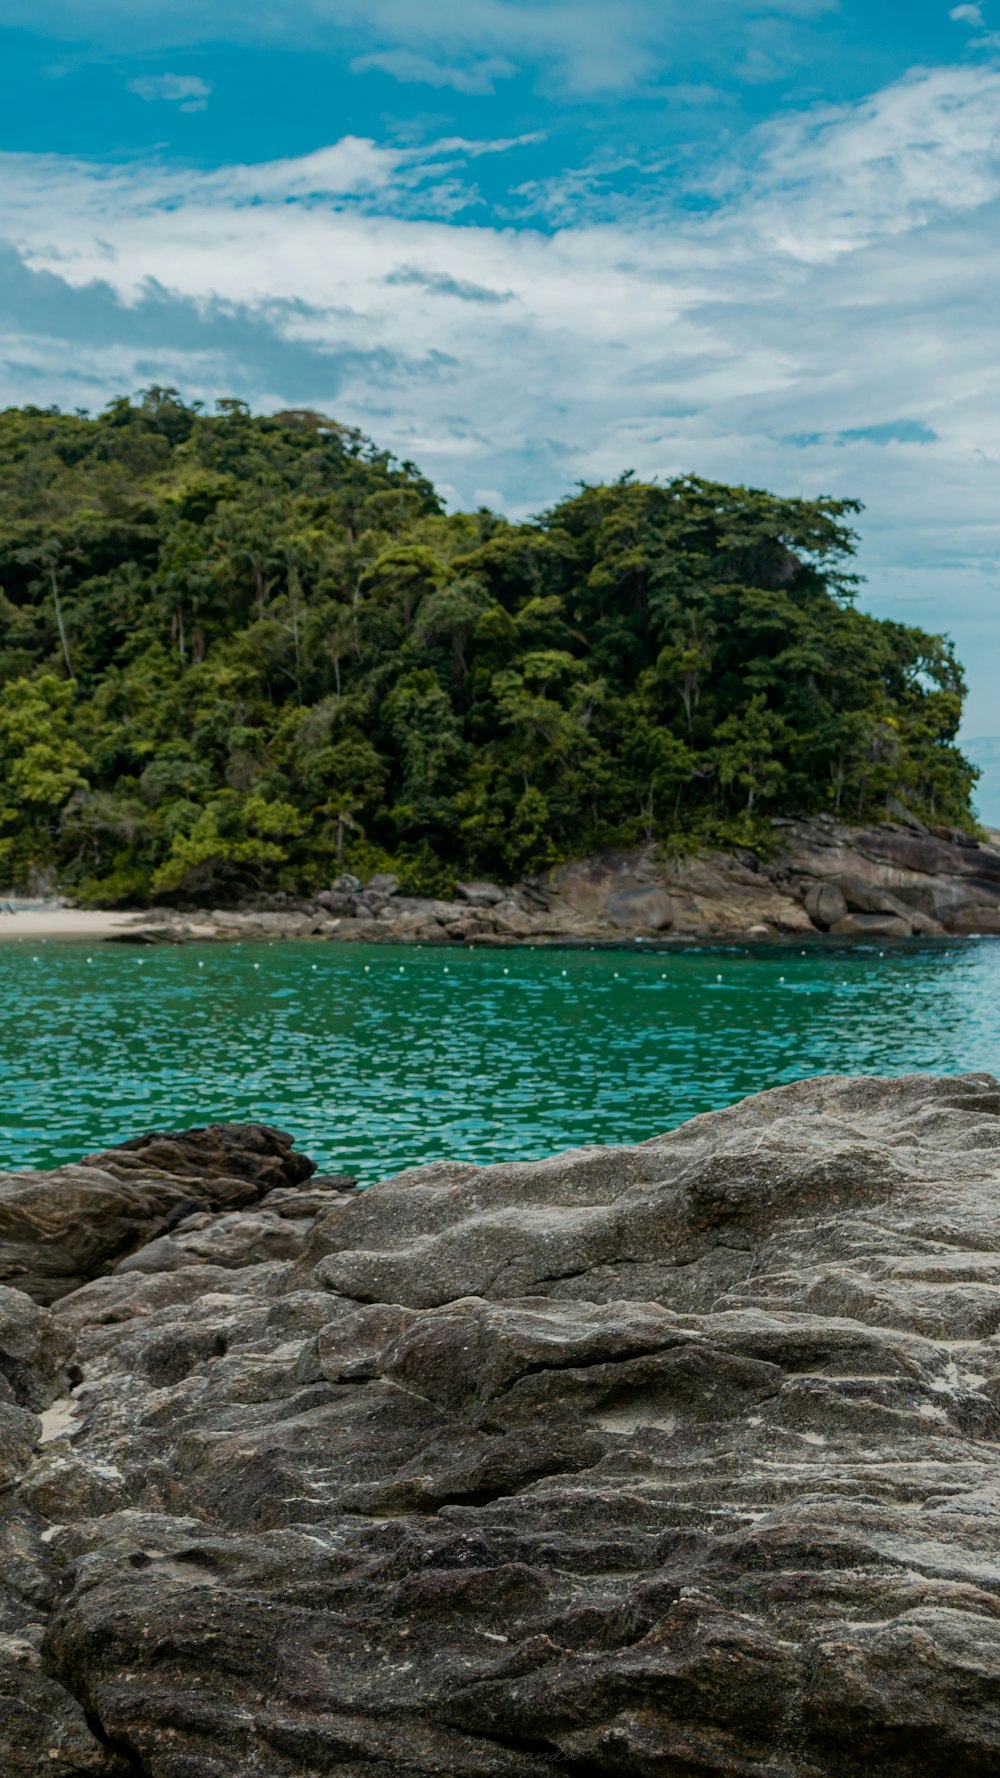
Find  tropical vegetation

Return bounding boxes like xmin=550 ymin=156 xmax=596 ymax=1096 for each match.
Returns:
xmin=0 ymin=389 xmax=978 ymax=902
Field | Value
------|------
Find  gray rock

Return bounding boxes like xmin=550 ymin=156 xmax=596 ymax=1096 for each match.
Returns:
xmin=780 ymin=817 xmax=1000 ymax=933
xmin=857 ymin=824 xmax=1000 ymax=882
xmin=0 ymin=1124 xmax=317 ymax=1304
xmin=605 ymin=886 xmax=678 ymax=930
xmin=803 ymin=880 xmax=848 ymax=928
xmin=8 ymin=1080 xmax=1000 ymax=1772
xmin=313 ymin=888 xmax=358 ymax=915
xmin=105 ymin=816 xmax=1000 ymax=950
xmin=833 ymin=873 xmax=914 ymax=916
xmin=456 ymin=881 xmax=506 ymax=907
xmin=829 ymin=912 xmax=914 ymax=937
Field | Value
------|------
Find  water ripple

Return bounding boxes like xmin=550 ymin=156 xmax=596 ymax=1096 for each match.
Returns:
xmin=0 ymin=938 xmax=996 ymax=1182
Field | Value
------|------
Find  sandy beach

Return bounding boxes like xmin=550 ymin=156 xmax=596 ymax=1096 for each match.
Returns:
xmin=0 ymin=907 xmax=139 ymax=941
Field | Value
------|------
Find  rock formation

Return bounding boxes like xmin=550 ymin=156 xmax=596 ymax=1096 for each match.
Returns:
xmin=0 ymin=1123 xmax=345 ymax=1306
xmin=108 ymin=816 xmax=1000 ymax=946
xmin=4 ymin=1078 xmax=1000 ymax=1772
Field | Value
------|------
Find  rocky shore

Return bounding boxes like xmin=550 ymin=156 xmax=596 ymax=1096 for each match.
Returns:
xmin=104 ymin=815 xmax=1000 ymax=947
xmin=5 ymin=1075 xmax=1000 ymax=1773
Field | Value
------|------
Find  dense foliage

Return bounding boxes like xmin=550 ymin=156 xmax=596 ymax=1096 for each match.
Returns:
xmin=0 ymin=389 xmax=978 ymax=902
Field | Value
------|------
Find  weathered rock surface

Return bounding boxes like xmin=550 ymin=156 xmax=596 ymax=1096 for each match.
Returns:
xmin=108 ymin=818 xmax=1000 ymax=947
xmin=5 ymin=1080 xmax=1000 ymax=1771
xmin=0 ymin=1123 xmax=348 ymax=1305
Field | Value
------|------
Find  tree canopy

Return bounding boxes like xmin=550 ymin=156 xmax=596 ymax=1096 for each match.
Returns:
xmin=0 ymin=389 xmax=978 ymax=902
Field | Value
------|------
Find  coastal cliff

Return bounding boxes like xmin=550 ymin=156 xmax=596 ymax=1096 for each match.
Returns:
xmin=116 ymin=814 xmax=1000 ymax=945
xmin=4 ymin=1076 xmax=1000 ymax=1772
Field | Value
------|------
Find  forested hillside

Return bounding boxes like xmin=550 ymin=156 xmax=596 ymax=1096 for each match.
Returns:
xmin=0 ymin=389 xmax=978 ymax=903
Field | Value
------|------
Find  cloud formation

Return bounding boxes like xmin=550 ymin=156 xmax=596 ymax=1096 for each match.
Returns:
xmin=0 ymin=58 xmax=999 ymax=800
xmin=0 ymin=0 xmax=836 ymax=95
xmin=351 ymin=50 xmax=515 ymax=94
xmin=127 ymin=74 xmax=212 ymax=111
xmin=384 ymin=267 xmax=515 ymax=302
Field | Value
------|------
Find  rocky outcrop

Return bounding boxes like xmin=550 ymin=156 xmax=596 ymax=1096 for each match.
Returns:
xmin=0 ymin=1123 xmax=352 ymax=1305
xmin=107 ymin=818 xmax=1000 ymax=947
xmin=772 ymin=816 xmax=1000 ymax=936
xmin=5 ymin=1079 xmax=1000 ymax=1771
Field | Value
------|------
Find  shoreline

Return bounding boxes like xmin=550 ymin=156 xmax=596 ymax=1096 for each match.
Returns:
xmin=0 ymin=908 xmax=142 ymax=941
xmin=5 ymin=815 xmax=1000 ymax=947
xmin=0 ymin=913 xmax=994 ymax=951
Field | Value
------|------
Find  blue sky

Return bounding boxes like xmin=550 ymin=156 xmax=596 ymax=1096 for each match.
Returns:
xmin=2 ymin=0 xmax=1000 ymax=817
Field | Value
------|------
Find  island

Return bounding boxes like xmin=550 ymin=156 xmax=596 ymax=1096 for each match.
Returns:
xmin=0 ymin=391 xmax=987 ymax=940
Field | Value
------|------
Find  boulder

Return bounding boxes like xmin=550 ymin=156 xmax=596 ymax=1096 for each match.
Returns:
xmin=828 ymin=911 xmax=913 ymax=937
xmin=774 ymin=817 xmax=1000 ymax=933
xmin=605 ymin=886 xmax=678 ymax=931
xmin=456 ymin=881 xmax=506 ymax=907
xmin=833 ymin=874 xmax=914 ymax=916
xmin=950 ymin=906 xmax=1000 ymax=934
xmin=6 ymin=1083 xmax=1000 ymax=1770
xmin=803 ymin=879 xmax=848 ymax=928
xmin=313 ymin=889 xmax=357 ymax=914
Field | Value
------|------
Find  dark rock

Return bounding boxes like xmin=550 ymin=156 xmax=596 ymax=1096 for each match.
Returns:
xmin=929 ymin=823 xmax=980 ymax=848
xmin=832 ymin=873 xmax=912 ymax=916
xmin=804 ymin=880 xmax=848 ymax=928
xmin=951 ymin=906 xmax=1000 ymax=934
xmin=605 ymin=885 xmax=677 ymax=931
xmin=854 ymin=826 xmax=1000 ymax=883
xmin=313 ymin=888 xmax=357 ymax=915
xmin=354 ymin=889 xmax=390 ymax=915
xmin=0 ymin=1287 xmax=74 ymax=1415
xmin=828 ymin=911 xmax=913 ymax=937
xmin=6 ymin=1082 xmax=1000 ymax=1770
xmin=104 ymin=925 xmax=183 ymax=946
xmin=517 ymin=873 xmax=551 ymax=911
xmin=0 ymin=1124 xmax=316 ymax=1304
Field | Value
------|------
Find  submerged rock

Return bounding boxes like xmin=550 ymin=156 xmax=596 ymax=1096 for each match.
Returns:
xmin=4 ymin=1079 xmax=1000 ymax=1771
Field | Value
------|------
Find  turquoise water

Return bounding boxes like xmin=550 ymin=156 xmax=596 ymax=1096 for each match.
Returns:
xmin=1 ymin=938 xmax=998 ymax=1181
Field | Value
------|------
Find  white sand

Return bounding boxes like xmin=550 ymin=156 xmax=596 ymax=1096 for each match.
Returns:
xmin=0 ymin=908 xmax=140 ymax=941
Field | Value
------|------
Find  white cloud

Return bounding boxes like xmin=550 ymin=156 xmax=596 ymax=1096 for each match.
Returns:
xmin=351 ymin=50 xmax=515 ymax=94
xmin=0 ymin=60 xmax=999 ymax=776
xmin=729 ymin=62 xmax=1000 ymax=259
xmin=127 ymin=74 xmax=212 ymax=112
xmin=950 ymin=4 xmax=985 ymax=23
xmin=0 ymin=0 xmax=836 ymax=95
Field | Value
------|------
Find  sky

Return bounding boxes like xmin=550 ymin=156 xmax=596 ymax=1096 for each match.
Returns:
xmin=1 ymin=1 xmax=999 ymax=819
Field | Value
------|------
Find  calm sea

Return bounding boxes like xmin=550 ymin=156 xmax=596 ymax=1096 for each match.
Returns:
xmin=1 ymin=938 xmax=998 ymax=1181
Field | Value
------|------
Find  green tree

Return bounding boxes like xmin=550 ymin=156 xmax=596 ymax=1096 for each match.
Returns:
xmin=0 ymin=676 xmax=88 ymax=879
xmin=714 ymin=695 xmax=787 ymax=815
xmin=0 ymin=394 xmax=980 ymax=896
